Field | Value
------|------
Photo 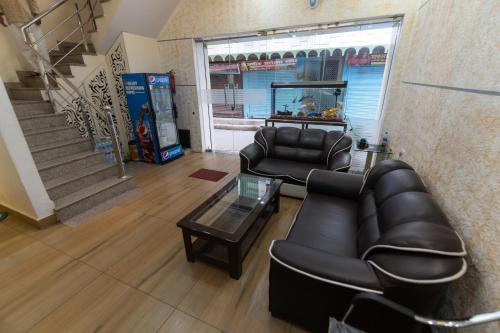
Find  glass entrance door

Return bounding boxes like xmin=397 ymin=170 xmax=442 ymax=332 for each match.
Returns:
xmin=197 ymin=20 xmax=401 ymax=168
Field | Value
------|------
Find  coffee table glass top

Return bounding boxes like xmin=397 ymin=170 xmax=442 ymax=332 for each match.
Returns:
xmin=189 ymin=174 xmax=278 ymax=234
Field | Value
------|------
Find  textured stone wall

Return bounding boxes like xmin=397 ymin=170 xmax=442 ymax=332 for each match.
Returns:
xmin=382 ymin=1 xmax=500 ymax=331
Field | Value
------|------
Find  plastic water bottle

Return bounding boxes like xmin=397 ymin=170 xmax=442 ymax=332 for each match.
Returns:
xmin=381 ymin=131 xmax=389 ymax=148
xmin=106 ymin=139 xmax=116 ymax=163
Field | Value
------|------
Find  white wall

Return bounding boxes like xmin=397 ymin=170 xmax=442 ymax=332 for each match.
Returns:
xmin=0 ymin=76 xmax=54 ymax=220
xmin=94 ymin=0 xmax=180 ymax=53
xmin=122 ymin=32 xmax=162 ymax=73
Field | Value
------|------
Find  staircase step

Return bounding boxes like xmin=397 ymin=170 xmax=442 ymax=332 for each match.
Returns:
xmin=49 ymin=49 xmax=97 ymax=57
xmin=58 ymin=41 xmax=96 ymax=54
xmin=18 ymin=113 xmax=67 ymax=131
xmin=45 ymin=162 xmax=118 ymax=200
xmin=50 ymin=53 xmax=85 ymax=66
xmin=38 ymin=150 xmax=105 ymax=182
xmin=52 ymin=65 xmax=73 ymax=76
xmin=31 ymin=138 xmax=93 ymax=163
xmin=16 ymin=71 xmax=58 ymax=89
xmin=12 ymin=100 xmax=53 ymax=117
xmin=54 ymin=176 xmax=134 ymax=221
xmin=8 ymin=87 xmax=43 ymax=101
xmin=24 ymin=126 xmax=81 ymax=147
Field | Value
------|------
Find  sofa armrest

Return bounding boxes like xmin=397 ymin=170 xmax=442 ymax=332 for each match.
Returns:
xmin=328 ymin=151 xmax=351 ymax=172
xmin=240 ymin=143 xmax=264 ymax=170
xmin=270 ymin=240 xmax=382 ymax=293
xmin=306 ymin=169 xmax=363 ymax=200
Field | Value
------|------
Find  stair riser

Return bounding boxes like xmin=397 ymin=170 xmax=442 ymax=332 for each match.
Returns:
xmin=33 ymin=141 xmax=93 ymax=164
xmin=10 ymin=89 xmax=43 ymax=101
xmin=47 ymin=166 xmax=117 ymax=200
xmin=50 ymin=54 xmax=84 ymax=65
xmin=39 ymin=153 xmax=104 ymax=182
xmin=19 ymin=115 xmax=67 ymax=131
xmin=54 ymin=65 xmax=72 ymax=76
xmin=55 ymin=178 xmax=134 ymax=221
xmin=25 ymin=128 xmax=81 ymax=147
xmin=59 ymin=43 xmax=96 ymax=54
xmin=13 ymin=103 xmax=53 ymax=117
xmin=19 ymin=76 xmax=58 ymax=89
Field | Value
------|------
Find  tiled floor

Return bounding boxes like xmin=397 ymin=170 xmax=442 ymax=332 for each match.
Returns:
xmin=0 ymin=152 xmax=305 ymax=332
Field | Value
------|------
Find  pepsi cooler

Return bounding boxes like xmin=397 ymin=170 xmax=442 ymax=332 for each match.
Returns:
xmin=122 ymin=73 xmax=184 ymax=164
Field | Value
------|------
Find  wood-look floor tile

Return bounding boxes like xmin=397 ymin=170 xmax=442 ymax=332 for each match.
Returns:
xmin=28 ymin=274 xmax=174 ymax=333
xmin=105 ymin=221 xmax=185 ymax=290
xmin=255 ymin=197 xmax=302 ymax=250
xmin=178 ymin=246 xmax=302 ymax=333
xmin=157 ymin=310 xmax=221 ymax=333
xmin=0 ymin=153 xmax=308 ymax=332
xmin=138 ymin=250 xmax=209 ymax=307
xmin=36 ymin=207 xmax=145 ymax=260
xmin=0 ymin=228 xmax=100 ymax=333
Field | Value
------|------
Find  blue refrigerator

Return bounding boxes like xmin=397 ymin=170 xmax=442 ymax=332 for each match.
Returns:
xmin=122 ymin=73 xmax=184 ymax=164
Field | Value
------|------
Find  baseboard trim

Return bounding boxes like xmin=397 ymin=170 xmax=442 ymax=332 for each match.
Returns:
xmin=0 ymin=204 xmax=57 ymax=229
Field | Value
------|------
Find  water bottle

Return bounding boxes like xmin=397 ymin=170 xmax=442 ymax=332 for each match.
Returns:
xmin=381 ymin=131 xmax=389 ymax=148
xmin=106 ymin=139 xmax=116 ymax=163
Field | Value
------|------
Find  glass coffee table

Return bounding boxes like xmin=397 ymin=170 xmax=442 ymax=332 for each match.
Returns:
xmin=176 ymin=173 xmax=282 ymax=279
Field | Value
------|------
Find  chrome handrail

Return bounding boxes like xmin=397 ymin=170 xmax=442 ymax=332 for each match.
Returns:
xmin=19 ymin=0 xmax=126 ymax=179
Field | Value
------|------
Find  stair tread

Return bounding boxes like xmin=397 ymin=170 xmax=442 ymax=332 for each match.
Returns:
xmin=45 ymin=162 xmax=116 ymax=190
xmin=55 ymin=62 xmax=86 ymax=67
xmin=55 ymin=176 xmax=131 ymax=210
xmin=11 ymin=100 xmax=51 ymax=105
xmin=50 ymin=50 xmax=97 ymax=56
xmin=37 ymin=150 xmax=102 ymax=171
xmin=17 ymin=113 xmax=65 ymax=120
xmin=9 ymin=87 xmax=45 ymax=91
xmin=30 ymin=137 xmax=90 ymax=152
xmin=24 ymin=125 xmax=75 ymax=136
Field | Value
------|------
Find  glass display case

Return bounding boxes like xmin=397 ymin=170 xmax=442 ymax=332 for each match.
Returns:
xmin=267 ymin=81 xmax=348 ymax=130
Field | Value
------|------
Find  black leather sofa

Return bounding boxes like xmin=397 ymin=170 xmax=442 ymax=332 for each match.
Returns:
xmin=268 ymin=160 xmax=467 ymax=333
xmin=240 ymin=127 xmax=352 ymax=186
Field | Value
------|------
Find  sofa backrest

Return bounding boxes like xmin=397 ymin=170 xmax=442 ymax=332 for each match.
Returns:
xmin=255 ymin=127 xmax=351 ymax=165
xmin=357 ymin=160 xmax=466 ymax=285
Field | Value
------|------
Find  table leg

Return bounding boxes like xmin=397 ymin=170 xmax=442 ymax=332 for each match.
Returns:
xmin=228 ymin=244 xmax=242 ymax=279
xmin=182 ymin=230 xmax=195 ymax=262
xmin=364 ymin=151 xmax=374 ymax=173
xmin=274 ymin=191 xmax=280 ymax=213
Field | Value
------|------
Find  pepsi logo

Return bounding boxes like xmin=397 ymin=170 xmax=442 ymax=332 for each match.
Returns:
xmin=148 ymin=76 xmax=155 ymax=83
xmin=163 ymin=151 xmax=169 ymax=158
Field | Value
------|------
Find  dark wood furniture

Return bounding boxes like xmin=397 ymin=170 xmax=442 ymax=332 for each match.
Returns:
xmin=265 ymin=117 xmax=348 ymax=131
xmin=176 ymin=174 xmax=282 ymax=279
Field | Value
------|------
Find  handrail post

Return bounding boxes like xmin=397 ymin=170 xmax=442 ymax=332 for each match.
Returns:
xmin=75 ymin=3 xmax=89 ymax=53
xmin=87 ymin=0 xmax=97 ymax=32
xmin=105 ymin=106 xmax=127 ymax=179
xmin=23 ymin=27 xmax=53 ymax=104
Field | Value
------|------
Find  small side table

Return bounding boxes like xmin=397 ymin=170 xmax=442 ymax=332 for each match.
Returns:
xmin=355 ymin=144 xmax=393 ymax=173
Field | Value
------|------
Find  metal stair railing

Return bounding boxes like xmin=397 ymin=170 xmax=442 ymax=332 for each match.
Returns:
xmin=20 ymin=0 xmax=126 ymax=179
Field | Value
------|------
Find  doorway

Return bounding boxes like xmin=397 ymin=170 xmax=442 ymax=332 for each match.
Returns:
xmin=195 ymin=19 xmax=402 ymax=171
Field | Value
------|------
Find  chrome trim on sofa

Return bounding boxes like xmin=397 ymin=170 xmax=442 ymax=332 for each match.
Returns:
xmin=367 ymin=259 xmax=468 ymax=284
xmin=269 ymin=241 xmax=384 ymax=294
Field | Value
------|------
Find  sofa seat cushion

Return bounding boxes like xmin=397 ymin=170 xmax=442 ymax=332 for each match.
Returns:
xmin=250 ymin=158 xmax=326 ymax=183
xmin=287 ymin=193 xmax=358 ymax=257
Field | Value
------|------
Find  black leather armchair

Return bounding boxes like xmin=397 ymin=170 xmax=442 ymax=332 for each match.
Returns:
xmin=269 ymin=160 xmax=467 ymax=332
xmin=240 ymin=127 xmax=352 ymax=186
